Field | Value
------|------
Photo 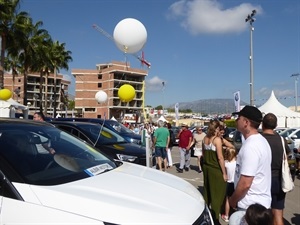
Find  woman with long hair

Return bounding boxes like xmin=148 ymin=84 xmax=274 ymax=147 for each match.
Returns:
xmin=202 ymin=120 xmax=227 ymax=225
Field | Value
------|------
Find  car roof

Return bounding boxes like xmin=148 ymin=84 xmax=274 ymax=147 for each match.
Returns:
xmin=0 ymin=118 xmax=54 ymax=127
xmin=49 ymin=121 xmax=100 ymax=126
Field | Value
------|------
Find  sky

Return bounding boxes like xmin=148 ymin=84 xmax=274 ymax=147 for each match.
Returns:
xmin=20 ymin=0 xmax=300 ymax=109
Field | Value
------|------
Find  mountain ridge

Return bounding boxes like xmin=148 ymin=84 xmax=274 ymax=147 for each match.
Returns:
xmin=168 ymin=98 xmax=248 ymax=114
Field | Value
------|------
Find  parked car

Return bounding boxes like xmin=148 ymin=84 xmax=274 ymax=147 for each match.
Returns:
xmin=229 ymin=129 xmax=296 ymax=180
xmin=49 ymin=121 xmax=147 ymax=166
xmin=52 ymin=118 xmax=142 ymax=145
xmin=280 ymin=127 xmax=300 ymax=150
xmin=0 ymin=118 xmax=213 ymax=224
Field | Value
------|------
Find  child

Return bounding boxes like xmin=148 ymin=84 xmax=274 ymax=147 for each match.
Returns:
xmin=241 ymin=203 xmax=273 ymax=225
xmin=229 ymin=203 xmax=273 ymax=225
xmin=221 ymin=148 xmax=237 ymax=223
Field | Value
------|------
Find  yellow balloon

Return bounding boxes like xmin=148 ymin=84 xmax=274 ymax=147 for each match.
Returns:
xmin=0 ymin=89 xmax=12 ymax=101
xmin=118 ymin=84 xmax=135 ymax=102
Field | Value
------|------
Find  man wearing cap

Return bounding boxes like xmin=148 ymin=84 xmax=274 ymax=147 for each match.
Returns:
xmin=229 ymin=105 xmax=272 ymax=211
xmin=176 ymin=123 xmax=193 ymax=173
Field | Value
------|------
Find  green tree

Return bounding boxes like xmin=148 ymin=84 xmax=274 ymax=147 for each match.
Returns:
xmin=7 ymin=17 xmax=51 ymax=105
xmin=0 ymin=0 xmax=28 ymax=88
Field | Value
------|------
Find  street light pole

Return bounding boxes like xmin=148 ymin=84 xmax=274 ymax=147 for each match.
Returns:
xmin=291 ymin=73 xmax=300 ymax=112
xmin=162 ymin=81 xmax=165 ymax=115
xmin=246 ymin=10 xmax=256 ymax=106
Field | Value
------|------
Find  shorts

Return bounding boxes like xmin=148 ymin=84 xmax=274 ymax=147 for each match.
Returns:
xmin=226 ymin=182 xmax=234 ymax=197
xmin=194 ymin=147 xmax=202 ymax=157
xmin=155 ymin=147 xmax=166 ymax=159
xmin=271 ymin=176 xmax=286 ymax=209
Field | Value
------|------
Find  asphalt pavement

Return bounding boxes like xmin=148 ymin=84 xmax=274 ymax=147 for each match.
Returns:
xmin=162 ymin=146 xmax=300 ymax=225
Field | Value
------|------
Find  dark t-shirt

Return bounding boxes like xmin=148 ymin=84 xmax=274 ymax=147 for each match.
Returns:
xmin=262 ymin=132 xmax=290 ymax=177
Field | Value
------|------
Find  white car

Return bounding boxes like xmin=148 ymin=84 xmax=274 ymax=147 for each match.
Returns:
xmin=0 ymin=118 xmax=213 ymax=224
xmin=280 ymin=127 xmax=300 ymax=150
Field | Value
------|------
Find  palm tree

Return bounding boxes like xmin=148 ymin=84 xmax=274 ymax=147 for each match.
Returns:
xmin=31 ymin=40 xmax=72 ymax=116
xmin=0 ymin=0 xmax=28 ymax=89
xmin=49 ymin=41 xmax=72 ymax=117
xmin=8 ymin=18 xmax=51 ymax=105
xmin=3 ymin=54 xmax=23 ymax=101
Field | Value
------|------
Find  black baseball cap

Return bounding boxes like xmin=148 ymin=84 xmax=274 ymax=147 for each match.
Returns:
xmin=232 ymin=105 xmax=262 ymax=123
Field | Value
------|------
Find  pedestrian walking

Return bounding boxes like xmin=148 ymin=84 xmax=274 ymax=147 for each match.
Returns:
xmin=202 ymin=119 xmax=227 ymax=225
xmin=176 ymin=123 xmax=193 ymax=173
xmin=262 ymin=113 xmax=290 ymax=225
xmin=191 ymin=126 xmax=206 ymax=173
xmin=152 ymin=120 xmax=169 ymax=171
xmin=229 ymin=106 xmax=272 ymax=215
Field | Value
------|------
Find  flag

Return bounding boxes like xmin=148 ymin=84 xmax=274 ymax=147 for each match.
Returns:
xmin=175 ymin=103 xmax=179 ymax=120
xmin=234 ymin=91 xmax=240 ymax=112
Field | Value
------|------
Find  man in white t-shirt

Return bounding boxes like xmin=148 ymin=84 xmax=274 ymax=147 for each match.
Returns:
xmin=229 ymin=105 xmax=272 ymax=211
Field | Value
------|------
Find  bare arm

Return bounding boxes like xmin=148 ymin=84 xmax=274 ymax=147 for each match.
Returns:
xmin=222 ymin=138 xmax=234 ymax=149
xmin=229 ymin=175 xmax=254 ymax=209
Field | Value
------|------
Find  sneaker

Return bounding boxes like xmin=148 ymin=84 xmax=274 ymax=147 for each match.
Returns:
xmin=176 ymin=168 xmax=183 ymax=173
xmin=184 ymin=166 xmax=189 ymax=172
xmin=221 ymin=214 xmax=229 ymax=223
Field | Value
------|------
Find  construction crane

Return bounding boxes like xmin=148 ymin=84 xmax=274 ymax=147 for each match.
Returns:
xmin=92 ymin=24 xmax=151 ymax=68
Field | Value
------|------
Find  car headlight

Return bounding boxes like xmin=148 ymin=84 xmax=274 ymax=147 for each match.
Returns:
xmin=116 ymin=154 xmax=138 ymax=162
xmin=130 ymin=138 xmax=141 ymax=145
xmin=194 ymin=205 xmax=214 ymax=225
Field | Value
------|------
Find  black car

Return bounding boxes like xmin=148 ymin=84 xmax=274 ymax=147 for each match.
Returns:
xmin=50 ymin=121 xmax=147 ymax=166
xmin=52 ymin=118 xmax=142 ymax=145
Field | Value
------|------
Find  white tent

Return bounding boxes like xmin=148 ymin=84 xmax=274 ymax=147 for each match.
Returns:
xmin=110 ymin=116 xmax=117 ymax=121
xmin=0 ymin=98 xmax=29 ymax=118
xmin=157 ymin=115 xmax=167 ymax=122
xmin=258 ymin=91 xmax=300 ymax=127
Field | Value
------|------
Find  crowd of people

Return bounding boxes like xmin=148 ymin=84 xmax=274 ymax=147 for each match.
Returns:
xmin=31 ymin=109 xmax=295 ymax=225
xmin=174 ymin=106 xmax=292 ymax=225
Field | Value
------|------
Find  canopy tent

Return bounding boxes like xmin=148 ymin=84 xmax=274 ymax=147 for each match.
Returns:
xmin=0 ymin=98 xmax=29 ymax=118
xmin=157 ymin=115 xmax=167 ymax=122
xmin=110 ymin=116 xmax=117 ymax=121
xmin=258 ymin=91 xmax=300 ymax=127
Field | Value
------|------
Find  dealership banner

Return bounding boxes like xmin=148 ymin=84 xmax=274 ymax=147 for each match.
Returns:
xmin=234 ymin=91 xmax=240 ymax=112
xmin=175 ymin=103 xmax=179 ymax=120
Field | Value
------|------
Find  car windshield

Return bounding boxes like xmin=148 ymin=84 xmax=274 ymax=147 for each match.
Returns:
xmin=104 ymin=120 xmax=136 ymax=134
xmin=280 ymin=128 xmax=296 ymax=138
xmin=0 ymin=124 xmax=117 ymax=185
xmin=77 ymin=123 xmax=127 ymax=144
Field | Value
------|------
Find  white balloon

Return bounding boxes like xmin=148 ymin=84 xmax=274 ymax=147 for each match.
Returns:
xmin=95 ymin=90 xmax=108 ymax=103
xmin=113 ymin=18 xmax=147 ymax=54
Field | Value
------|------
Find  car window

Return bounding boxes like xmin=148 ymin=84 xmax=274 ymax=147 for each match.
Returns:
xmin=294 ymin=130 xmax=300 ymax=139
xmin=104 ymin=120 xmax=135 ymax=134
xmin=0 ymin=125 xmax=116 ymax=186
xmin=78 ymin=124 xmax=126 ymax=144
xmin=281 ymin=129 xmax=296 ymax=138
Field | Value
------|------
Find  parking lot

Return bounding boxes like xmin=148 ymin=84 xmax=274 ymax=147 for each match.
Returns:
xmin=165 ymin=146 xmax=300 ymax=225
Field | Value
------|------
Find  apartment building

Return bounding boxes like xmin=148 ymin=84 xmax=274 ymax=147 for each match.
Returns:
xmin=72 ymin=61 xmax=148 ymax=121
xmin=4 ymin=72 xmax=70 ymax=116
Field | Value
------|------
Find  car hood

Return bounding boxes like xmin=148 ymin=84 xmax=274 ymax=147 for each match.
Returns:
xmin=15 ymin=163 xmax=204 ymax=224
xmin=120 ymin=132 xmax=141 ymax=139
xmin=98 ymin=142 xmax=145 ymax=156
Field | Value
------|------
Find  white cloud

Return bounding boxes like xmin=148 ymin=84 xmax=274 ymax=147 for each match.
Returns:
xmin=167 ymin=0 xmax=263 ymax=35
xmin=146 ymin=76 xmax=165 ymax=92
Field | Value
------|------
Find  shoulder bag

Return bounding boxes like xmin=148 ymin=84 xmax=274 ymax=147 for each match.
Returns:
xmin=280 ymin=137 xmax=294 ymax=193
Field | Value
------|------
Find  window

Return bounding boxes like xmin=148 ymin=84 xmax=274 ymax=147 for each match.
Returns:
xmin=98 ymin=74 xmax=102 ymax=79
xmin=98 ymin=83 xmax=102 ymax=88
